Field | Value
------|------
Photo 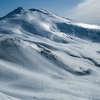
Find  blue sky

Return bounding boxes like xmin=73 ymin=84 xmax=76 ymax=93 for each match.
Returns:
xmin=0 ymin=0 xmax=82 ymax=17
xmin=0 ymin=0 xmax=100 ymax=25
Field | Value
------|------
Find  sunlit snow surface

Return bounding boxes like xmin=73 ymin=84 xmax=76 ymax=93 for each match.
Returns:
xmin=75 ymin=23 xmax=100 ymax=29
xmin=0 ymin=7 xmax=100 ymax=100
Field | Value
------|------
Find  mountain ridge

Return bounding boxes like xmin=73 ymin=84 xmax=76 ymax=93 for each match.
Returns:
xmin=0 ymin=7 xmax=100 ymax=43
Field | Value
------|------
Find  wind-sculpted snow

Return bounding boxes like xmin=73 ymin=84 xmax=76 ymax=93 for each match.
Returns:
xmin=0 ymin=7 xmax=100 ymax=100
xmin=0 ymin=34 xmax=100 ymax=100
xmin=0 ymin=7 xmax=100 ymax=42
xmin=56 ymin=22 xmax=100 ymax=42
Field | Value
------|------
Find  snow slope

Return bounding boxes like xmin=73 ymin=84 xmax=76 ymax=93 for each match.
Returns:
xmin=0 ymin=92 xmax=21 ymax=100
xmin=0 ymin=7 xmax=100 ymax=100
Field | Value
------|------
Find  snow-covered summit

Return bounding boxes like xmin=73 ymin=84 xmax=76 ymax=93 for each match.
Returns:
xmin=0 ymin=7 xmax=29 ymax=20
xmin=12 ymin=7 xmax=29 ymax=14
xmin=0 ymin=7 xmax=100 ymax=42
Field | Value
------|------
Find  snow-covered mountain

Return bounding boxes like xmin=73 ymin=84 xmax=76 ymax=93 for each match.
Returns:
xmin=0 ymin=7 xmax=100 ymax=100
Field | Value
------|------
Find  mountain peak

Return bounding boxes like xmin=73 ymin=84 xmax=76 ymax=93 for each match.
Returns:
xmin=0 ymin=7 xmax=28 ymax=20
xmin=8 ymin=7 xmax=29 ymax=15
xmin=14 ymin=7 xmax=28 ymax=14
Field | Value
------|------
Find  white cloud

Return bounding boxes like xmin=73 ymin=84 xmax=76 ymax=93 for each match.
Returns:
xmin=67 ymin=0 xmax=100 ymax=25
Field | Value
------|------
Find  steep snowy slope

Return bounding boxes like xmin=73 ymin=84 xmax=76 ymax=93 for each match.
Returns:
xmin=0 ymin=7 xmax=100 ymax=100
